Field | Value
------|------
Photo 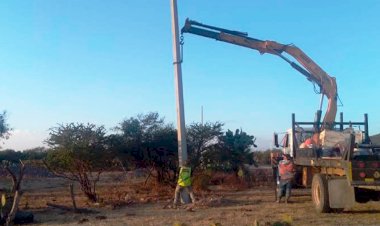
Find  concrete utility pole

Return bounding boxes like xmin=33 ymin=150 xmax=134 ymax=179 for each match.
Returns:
xmin=170 ymin=0 xmax=187 ymax=167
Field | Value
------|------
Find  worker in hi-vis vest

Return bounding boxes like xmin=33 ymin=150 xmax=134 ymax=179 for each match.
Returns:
xmin=277 ymin=153 xmax=295 ymax=203
xmin=173 ymin=161 xmax=196 ymax=207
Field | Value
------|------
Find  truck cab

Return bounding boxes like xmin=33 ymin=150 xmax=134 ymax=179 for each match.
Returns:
xmin=277 ymin=127 xmax=316 ymax=157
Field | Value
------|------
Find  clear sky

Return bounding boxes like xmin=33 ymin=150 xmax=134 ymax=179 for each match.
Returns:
xmin=0 ymin=0 xmax=379 ymax=150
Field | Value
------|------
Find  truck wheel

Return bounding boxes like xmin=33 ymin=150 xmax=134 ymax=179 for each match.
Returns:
xmin=373 ymin=191 xmax=380 ymax=201
xmin=355 ymin=188 xmax=373 ymax=203
xmin=312 ymin=174 xmax=331 ymax=213
xmin=356 ymin=195 xmax=370 ymax=203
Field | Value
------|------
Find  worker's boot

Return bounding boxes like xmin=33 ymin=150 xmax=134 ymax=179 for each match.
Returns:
xmin=276 ymin=197 xmax=281 ymax=203
xmin=285 ymin=197 xmax=290 ymax=204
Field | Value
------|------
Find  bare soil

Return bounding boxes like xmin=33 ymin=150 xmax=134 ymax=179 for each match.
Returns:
xmin=2 ymin=171 xmax=380 ymax=226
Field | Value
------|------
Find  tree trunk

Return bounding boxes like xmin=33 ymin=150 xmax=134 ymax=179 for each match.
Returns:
xmin=4 ymin=161 xmax=25 ymax=226
xmin=69 ymin=184 xmax=77 ymax=211
xmin=6 ymin=190 xmax=21 ymax=226
xmin=80 ymin=182 xmax=97 ymax=203
xmin=84 ymin=192 xmax=97 ymax=203
xmin=78 ymin=173 xmax=98 ymax=203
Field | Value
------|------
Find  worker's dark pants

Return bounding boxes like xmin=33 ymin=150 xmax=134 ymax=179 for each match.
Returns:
xmin=173 ymin=185 xmax=195 ymax=205
xmin=278 ymin=180 xmax=292 ymax=200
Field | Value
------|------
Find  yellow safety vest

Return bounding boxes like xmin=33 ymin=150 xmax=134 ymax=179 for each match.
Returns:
xmin=177 ymin=166 xmax=192 ymax=187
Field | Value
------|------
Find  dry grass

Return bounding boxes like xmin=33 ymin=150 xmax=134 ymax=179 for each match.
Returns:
xmin=1 ymin=171 xmax=380 ymax=226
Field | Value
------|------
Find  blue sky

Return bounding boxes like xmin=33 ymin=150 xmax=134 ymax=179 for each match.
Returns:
xmin=0 ymin=1 xmax=379 ymax=150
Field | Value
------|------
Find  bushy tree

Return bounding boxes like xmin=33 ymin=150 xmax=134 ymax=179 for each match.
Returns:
xmin=44 ymin=123 xmax=112 ymax=202
xmin=115 ymin=112 xmax=178 ymax=184
xmin=0 ymin=149 xmax=22 ymax=163
xmin=0 ymin=147 xmax=47 ymax=163
xmin=187 ymin=122 xmax=224 ymax=171
xmin=0 ymin=111 xmax=10 ymax=142
xmin=22 ymin=147 xmax=48 ymax=160
xmin=204 ymin=129 xmax=257 ymax=172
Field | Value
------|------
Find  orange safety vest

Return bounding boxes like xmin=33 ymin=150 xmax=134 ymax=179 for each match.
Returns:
xmin=279 ymin=160 xmax=295 ymax=181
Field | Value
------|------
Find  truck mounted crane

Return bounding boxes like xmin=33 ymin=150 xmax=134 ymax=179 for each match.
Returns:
xmin=181 ymin=18 xmax=380 ymax=213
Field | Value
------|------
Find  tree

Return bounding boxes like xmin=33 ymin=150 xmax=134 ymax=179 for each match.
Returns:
xmin=204 ymin=129 xmax=257 ymax=172
xmin=223 ymin=129 xmax=257 ymax=171
xmin=187 ymin=122 xmax=224 ymax=171
xmin=44 ymin=123 xmax=112 ymax=202
xmin=0 ymin=112 xmax=30 ymax=226
xmin=115 ymin=112 xmax=178 ymax=184
xmin=0 ymin=111 xmax=11 ymax=143
xmin=0 ymin=150 xmax=22 ymax=163
xmin=21 ymin=147 xmax=48 ymax=161
xmin=0 ymin=148 xmax=47 ymax=163
xmin=2 ymin=160 xmax=26 ymax=226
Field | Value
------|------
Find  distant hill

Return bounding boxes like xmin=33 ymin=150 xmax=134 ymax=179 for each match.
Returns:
xmin=370 ymin=134 xmax=380 ymax=145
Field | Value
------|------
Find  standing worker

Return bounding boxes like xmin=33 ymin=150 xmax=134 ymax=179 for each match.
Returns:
xmin=173 ymin=161 xmax=196 ymax=207
xmin=277 ymin=153 xmax=295 ymax=203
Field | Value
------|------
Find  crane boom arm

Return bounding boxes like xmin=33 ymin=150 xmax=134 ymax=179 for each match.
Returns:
xmin=181 ymin=19 xmax=337 ymax=129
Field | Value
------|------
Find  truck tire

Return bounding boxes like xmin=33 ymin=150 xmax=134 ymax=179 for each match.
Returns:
xmin=373 ymin=191 xmax=380 ymax=201
xmin=356 ymin=195 xmax=370 ymax=203
xmin=355 ymin=188 xmax=377 ymax=203
xmin=312 ymin=174 xmax=331 ymax=213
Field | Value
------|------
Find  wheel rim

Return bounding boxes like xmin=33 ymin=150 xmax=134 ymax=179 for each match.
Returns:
xmin=313 ymin=183 xmax=321 ymax=206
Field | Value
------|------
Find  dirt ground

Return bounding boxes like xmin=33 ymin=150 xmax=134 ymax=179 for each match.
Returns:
xmin=2 ymin=171 xmax=380 ymax=226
